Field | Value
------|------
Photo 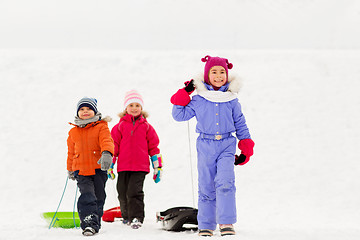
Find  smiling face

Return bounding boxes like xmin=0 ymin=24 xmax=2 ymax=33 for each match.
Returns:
xmin=78 ymin=106 xmax=95 ymax=120
xmin=126 ymin=102 xmax=142 ymax=117
xmin=208 ymin=66 xmax=227 ymax=88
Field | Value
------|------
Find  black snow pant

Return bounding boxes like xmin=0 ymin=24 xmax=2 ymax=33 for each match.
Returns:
xmin=76 ymin=169 xmax=108 ymax=232
xmin=117 ymin=171 xmax=147 ymax=223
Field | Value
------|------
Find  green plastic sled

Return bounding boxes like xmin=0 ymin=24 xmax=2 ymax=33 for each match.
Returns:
xmin=42 ymin=212 xmax=80 ymax=228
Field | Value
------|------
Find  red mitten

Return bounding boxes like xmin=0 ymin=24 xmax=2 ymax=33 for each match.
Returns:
xmin=237 ymin=139 xmax=255 ymax=165
xmin=170 ymin=88 xmax=191 ymax=106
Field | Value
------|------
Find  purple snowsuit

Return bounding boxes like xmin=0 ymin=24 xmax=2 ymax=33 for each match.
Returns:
xmin=172 ymin=80 xmax=251 ymax=230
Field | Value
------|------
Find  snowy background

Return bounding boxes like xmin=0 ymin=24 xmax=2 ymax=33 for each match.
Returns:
xmin=1 ymin=1 xmax=360 ymax=240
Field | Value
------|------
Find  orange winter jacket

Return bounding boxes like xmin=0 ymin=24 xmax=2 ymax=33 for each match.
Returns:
xmin=67 ymin=119 xmax=114 ymax=176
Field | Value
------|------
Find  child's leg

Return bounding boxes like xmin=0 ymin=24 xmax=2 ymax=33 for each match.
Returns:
xmin=117 ymin=171 xmax=130 ymax=221
xmin=126 ymin=171 xmax=146 ymax=223
xmin=93 ymin=169 xmax=108 ymax=223
xmin=76 ymin=175 xmax=100 ymax=232
xmin=215 ymin=137 xmax=237 ymax=225
xmin=196 ymin=138 xmax=218 ymax=231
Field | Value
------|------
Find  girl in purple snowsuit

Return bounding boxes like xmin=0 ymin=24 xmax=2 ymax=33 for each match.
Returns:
xmin=170 ymin=55 xmax=255 ymax=237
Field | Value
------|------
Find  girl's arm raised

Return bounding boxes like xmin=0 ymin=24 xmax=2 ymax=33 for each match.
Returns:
xmin=172 ymin=104 xmax=196 ymax=122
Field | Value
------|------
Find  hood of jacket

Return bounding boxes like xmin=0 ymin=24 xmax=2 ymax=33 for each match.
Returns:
xmin=118 ymin=112 xmax=148 ymax=124
xmin=118 ymin=111 xmax=149 ymax=119
xmin=193 ymin=73 xmax=242 ymax=94
xmin=192 ymin=73 xmax=242 ymax=103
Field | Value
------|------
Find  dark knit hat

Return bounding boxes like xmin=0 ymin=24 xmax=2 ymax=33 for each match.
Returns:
xmin=76 ymin=97 xmax=98 ymax=115
xmin=201 ymin=55 xmax=233 ymax=84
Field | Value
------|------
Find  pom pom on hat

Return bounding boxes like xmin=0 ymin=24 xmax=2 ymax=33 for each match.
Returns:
xmin=202 ymin=55 xmax=233 ymax=84
xmin=77 ymin=97 xmax=98 ymax=115
xmin=124 ymin=90 xmax=144 ymax=109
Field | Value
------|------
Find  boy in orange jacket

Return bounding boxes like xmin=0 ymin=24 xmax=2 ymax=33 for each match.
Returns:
xmin=67 ymin=97 xmax=114 ymax=236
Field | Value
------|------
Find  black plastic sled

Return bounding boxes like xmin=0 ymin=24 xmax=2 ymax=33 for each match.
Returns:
xmin=156 ymin=206 xmax=198 ymax=231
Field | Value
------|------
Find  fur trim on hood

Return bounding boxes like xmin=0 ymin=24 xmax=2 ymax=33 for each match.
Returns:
xmin=190 ymin=73 xmax=242 ymax=103
xmin=193 ymin=73 xmax=242 ymax=94
xmin=118 ymin=110 xmax=149 ymax=119
xmin=102 ymin=115 xmax=112 ymax=122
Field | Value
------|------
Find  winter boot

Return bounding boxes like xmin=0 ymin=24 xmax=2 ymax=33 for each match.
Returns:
xmin=82 ymin=227 xmax=96 ymax=236
xmin=198 ymin=229 xmax=214 ymax=237
xmin=130 ymin=218 xmax=142 ymax=229
xmin=219 ymin=224 xmax=235 ymax=236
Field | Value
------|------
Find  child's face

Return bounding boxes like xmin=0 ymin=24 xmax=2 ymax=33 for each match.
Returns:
xmin=78 ymin=107 xmax=95 ymax=120
xmin=126 ymin=103 xmax=142 ymax=117
xmin=208 ymin=66 xmax=227 ymax=88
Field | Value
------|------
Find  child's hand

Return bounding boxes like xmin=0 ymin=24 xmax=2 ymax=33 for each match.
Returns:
xmin=97 ymin=151 xmax=112 ymax=171
xmin=107 ymin=163 xmax=115 ymax=180
xmin=170 ymin=88 xmax=191 ymax=106
xmin=170 ymin=80 xmax=195 ymax=106
xmin=184 ymin=80 xmax=195 ymax=94
xmin=151 ymin=154 xmax=163 ymax=183
xmin=153 ymin=167 xmax=162 ymax=183
xmin=234 ymin=154 xmax=247 ymax=165
xmin=237 ymin=139 xmax=255 ymax=165
xmin=68 ymin=171 xmax=76 ymax=181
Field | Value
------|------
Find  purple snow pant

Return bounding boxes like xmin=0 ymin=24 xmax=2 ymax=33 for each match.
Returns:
xmin=196 ymin=136 xmax=237 ymax=230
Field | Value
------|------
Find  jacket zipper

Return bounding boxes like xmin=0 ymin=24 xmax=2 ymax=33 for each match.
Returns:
xmin=131 ymin=117 xmax=135 ymax=136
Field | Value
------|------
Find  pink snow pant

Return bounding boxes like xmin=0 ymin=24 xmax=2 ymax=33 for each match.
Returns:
xmin=196 ymin=136 xmax=237 ymax=230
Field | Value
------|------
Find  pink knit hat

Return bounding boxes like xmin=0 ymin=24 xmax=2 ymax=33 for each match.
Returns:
xmin=124 ymin=90 xmax=144 ymax=109
xmin=201 ymin=55 xmax=233 ymax=84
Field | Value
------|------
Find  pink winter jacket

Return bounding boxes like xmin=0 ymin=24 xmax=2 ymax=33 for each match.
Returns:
xmin=111 ymin=113 xmax=160 ymax=173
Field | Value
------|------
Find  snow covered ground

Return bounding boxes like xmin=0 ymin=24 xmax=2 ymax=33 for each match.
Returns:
xmin=0 ymin=49 xmax=359 ymax=239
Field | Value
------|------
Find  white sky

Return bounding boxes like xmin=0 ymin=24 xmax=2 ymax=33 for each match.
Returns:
xmin=0 ymin=0 xmax=359 ymax=49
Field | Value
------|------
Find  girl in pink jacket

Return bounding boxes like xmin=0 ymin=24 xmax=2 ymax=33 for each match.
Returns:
xmin=109 ymin=90 xmax=162 ymax=229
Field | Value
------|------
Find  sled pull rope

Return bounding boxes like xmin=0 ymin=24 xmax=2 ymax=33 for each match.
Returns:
xmin=187 ymin=121 xmax=196 ymax=207
xmin=49 ymin=177 xmax=69 ymax=229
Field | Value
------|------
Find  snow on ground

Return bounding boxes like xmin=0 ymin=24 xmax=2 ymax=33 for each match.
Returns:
xmin=0 ymin=49 xmax=359 ymax=239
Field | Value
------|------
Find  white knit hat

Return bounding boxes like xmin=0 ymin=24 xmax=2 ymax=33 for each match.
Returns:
xmin=124 ymin=90 xmax=144 ymax=109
